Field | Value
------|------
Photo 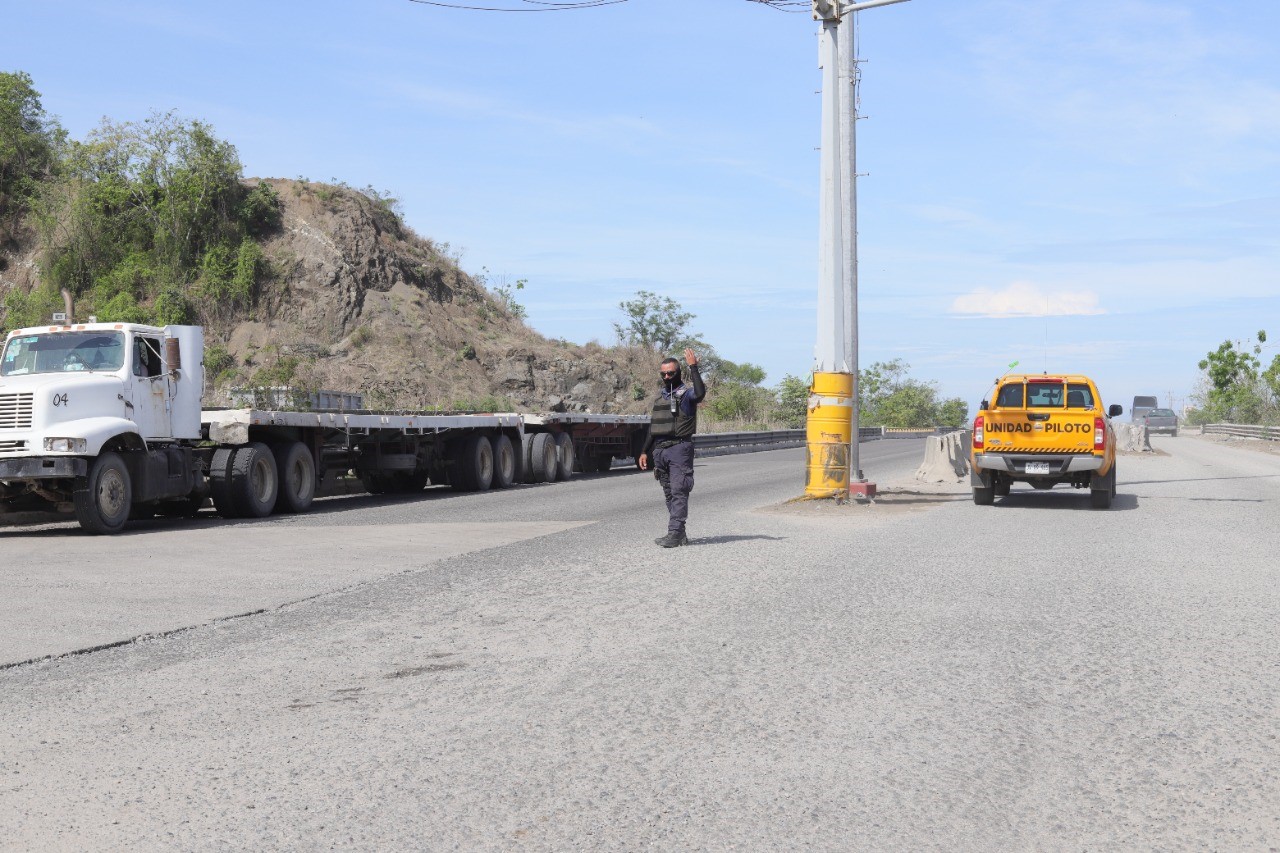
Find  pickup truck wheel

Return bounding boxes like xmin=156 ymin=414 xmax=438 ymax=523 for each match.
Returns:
xmin=492 ymin=434 xmax=516 ymax=489
xmin=74 ymin=452 xmax=132 ymax=535
xmin=972 ymin=485 xmax=995 ymax=506
xmin=553 ymin=432 xmax=575 ymax=481
xmin=272 ymin=441 xmax=316 ymax=513
xmin=1091 ymin=462 xmax=1116 ymax=509
xmin=230 ymin=442 xmax=279 ymax=518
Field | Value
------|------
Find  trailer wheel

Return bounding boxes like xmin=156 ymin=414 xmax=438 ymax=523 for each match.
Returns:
xmin=230 ymin=442 xmax=279 ymax=518
xmin=527 ymin=433 xmax=555 ymax=483
xmin=73 ymin=451 xmax=132 ymax=535
xmin=553 ymin=432 xmax=575 ymax=482
xmin=492 ymin=434 xmax=517 ymax=489
xmin=272 ymin=441 xmax=316 ymax=513
xmin=209 ymin=447 xmax=241 ymax=518
xmin=453 ymin=434 xmax=493 ymax=491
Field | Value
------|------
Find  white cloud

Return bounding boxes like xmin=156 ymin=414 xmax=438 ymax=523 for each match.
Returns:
xmin=949 ymin=281 xmax=1104 ymax=318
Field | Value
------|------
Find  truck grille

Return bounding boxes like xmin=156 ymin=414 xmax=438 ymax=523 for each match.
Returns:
xmin=0 ymin=440 xmax=27 ymax=452
xmin=0 ymin=393 xmax=34 ymax=430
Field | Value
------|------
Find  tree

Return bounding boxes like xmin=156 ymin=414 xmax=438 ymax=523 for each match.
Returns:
xmin=774 ymin=374 xmax=810 ymax=428
xmin=872 ymin=381 xmax=938 ymax=429
xmin=857 ymin=359 xmax=961 ymax=428
xmin=21 ymin=108 xmax=281 ymax=329
xmin=1194 ymin=331 xmax=1275 ymax=423
xmin=1198 ymin=337 xmax=1260 ymax=393
xmin=701 ymin=355 xmax=771 ymax=424
xmin=613 ymin=290 xmax=697 ymax=353
xmin=0 ymin=71 xmax=64 ymax=212
xmin=937 ymin=397 xmax=970 ymax=428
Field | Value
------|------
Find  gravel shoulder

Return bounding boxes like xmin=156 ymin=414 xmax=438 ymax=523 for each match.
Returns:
xmin=2 ymin=439 xmax=1277 ymax=850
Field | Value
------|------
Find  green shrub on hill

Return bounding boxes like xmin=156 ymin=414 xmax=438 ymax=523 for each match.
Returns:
xmin=1 ymin=79 xmax=282 ymax=329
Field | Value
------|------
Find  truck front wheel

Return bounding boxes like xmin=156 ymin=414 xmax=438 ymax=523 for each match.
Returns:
xmin=74 ymin=452 xmax=132 ymax=535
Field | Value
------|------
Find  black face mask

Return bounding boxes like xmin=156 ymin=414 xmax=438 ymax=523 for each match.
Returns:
xmin=661 ymin=365 xmax=681 ymax=392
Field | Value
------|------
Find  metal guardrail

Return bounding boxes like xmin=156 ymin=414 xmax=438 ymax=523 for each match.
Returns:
xmin=694 ymin=429 xmax=804 ymax=451
xmin=1202 ymin=423 xmax=1280 ymax=441
xmin=691 ymin=425 xmax=953 ymax=454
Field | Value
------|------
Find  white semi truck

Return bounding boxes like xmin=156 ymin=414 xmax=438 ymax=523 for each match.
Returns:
xmin=0 ymin=321 xmax=648 ymax=534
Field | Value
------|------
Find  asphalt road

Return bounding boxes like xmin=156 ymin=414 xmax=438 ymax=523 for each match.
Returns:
xmin=2 ymin=435 xmax=1277 ymax=850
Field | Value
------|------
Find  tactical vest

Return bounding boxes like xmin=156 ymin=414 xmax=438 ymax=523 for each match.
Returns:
xmin=650 ymin=387 xmax=697 ymax=440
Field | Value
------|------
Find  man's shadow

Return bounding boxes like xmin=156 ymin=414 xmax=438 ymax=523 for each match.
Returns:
xmin=689 ymin=534 xmax=787 ymax=545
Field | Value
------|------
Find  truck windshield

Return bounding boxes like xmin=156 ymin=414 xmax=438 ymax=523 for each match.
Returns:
xmin=1 ymin=332 xmax=127 ymax=376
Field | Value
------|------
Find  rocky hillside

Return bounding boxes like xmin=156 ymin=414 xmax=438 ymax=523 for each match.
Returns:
xmin=2 ymin=179 xmax=653 ymax=414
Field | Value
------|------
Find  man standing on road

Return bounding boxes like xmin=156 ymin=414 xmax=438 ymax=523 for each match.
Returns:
xmin=638 ymin=348 xmax=706 ymax=547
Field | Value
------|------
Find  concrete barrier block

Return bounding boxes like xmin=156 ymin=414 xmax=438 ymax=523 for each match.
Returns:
xmin=915 ymin=432 xmax=967 ymax=483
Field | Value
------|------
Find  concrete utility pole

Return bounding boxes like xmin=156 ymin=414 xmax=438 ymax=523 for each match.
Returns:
xmin=805 ymin=0 xmax=910 ymax=500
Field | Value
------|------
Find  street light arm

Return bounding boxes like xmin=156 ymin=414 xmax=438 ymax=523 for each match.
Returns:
xmin=813 ymin=0 xmax=910 ymax=22
xmin=843 ymin=0 xmax=911 ymax=12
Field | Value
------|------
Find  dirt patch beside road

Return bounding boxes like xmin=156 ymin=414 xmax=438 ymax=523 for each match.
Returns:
xmin=1190 ymin=432 xmax=1280 ymax=458
xmin=757 ymin=480 xmax=969 ymax=522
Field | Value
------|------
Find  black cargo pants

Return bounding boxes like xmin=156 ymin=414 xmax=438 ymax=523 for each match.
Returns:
xmin=653 ymin=438 xmax=695 ymax=535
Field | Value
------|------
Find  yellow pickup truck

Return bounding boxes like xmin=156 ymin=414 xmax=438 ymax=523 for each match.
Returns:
xmin=970 ymin=374 xmax=1123 ymax=509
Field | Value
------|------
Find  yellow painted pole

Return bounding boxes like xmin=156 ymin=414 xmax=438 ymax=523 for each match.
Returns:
xmin=805 ymin=371 xmax=853 ymax=497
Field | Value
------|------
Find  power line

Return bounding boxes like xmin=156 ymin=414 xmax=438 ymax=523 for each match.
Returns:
xmin=406 ymin=0 xmax=627 ymax=10
xmin=408 ymin=0 xmax=815 ymax=11
xmin=743 ymin=0 xmax=812 ymax=11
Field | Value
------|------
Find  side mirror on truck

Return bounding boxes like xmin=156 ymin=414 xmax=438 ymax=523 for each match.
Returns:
xmin=1108 ymin=404 xmax=1123 ymax=418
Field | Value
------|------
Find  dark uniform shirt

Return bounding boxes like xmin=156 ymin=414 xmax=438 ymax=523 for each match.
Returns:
xmin=643 ymin=364 xmax=706 ymax=456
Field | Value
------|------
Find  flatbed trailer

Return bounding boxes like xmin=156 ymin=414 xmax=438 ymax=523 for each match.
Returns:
xmin=0 ymin=321 xmax=650 ymax=534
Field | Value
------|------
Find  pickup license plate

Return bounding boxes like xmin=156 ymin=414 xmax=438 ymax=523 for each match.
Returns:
xmin=1025 ymin=461 xmax=1051 ymax=475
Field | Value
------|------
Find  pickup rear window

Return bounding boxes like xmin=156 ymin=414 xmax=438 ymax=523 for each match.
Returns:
xmin=995 ymin=382 xmax=1094 ymax=409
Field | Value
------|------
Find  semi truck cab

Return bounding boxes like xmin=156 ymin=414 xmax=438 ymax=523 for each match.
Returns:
xmin=0 ymin=323 xmax=205 ymax=531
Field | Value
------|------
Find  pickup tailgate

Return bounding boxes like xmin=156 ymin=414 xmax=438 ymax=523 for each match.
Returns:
xmin=983 ymin=409 xmax=1098 ymax=454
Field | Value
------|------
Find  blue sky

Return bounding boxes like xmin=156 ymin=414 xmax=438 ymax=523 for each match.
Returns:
xmin=7 ymin=0 xmax=1279 ymax=414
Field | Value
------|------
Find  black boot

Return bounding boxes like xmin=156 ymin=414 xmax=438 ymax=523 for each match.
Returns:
xmin=654 ymin=531 xmax=689 ymax=548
